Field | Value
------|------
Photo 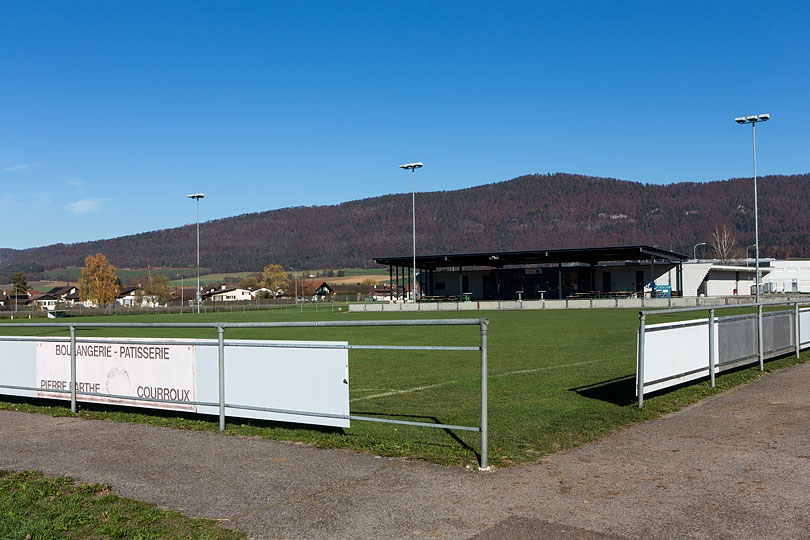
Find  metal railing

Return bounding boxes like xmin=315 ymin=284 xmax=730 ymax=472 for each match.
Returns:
xmin=637 ymin=300 xmax=810 ymax=408
xmin=0 ymin=318 xmax=491 ymax=469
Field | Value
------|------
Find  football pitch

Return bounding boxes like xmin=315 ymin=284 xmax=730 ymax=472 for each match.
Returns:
xmin=0 ymin=307 xmax=805 ymax=468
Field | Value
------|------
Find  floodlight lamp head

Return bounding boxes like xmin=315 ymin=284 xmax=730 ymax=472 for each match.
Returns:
xmin=186 ymin=193 xmax=205 ymax=200
xmin=758 ymin=113 xmax=770 ymax=121
xmin=734 ymin=117 xmax=747 ymax=124
xmin=399 ymin=162 xmax=423 ymax=170
xmin=746 ymin=115 xmax=758 ymax=122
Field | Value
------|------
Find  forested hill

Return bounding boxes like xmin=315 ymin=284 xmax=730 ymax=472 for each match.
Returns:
xmin=2 ymin=172 xmax=810 ymax=274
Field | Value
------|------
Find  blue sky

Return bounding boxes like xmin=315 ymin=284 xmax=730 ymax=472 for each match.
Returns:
xmin=1 ymin=1 xmax=808 ymax=249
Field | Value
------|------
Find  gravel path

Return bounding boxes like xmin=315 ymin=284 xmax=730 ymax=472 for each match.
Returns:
xmin=2 ymin=361 xmax=809 ymax=539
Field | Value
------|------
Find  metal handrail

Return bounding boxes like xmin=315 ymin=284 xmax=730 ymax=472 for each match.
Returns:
xmin=0 ymin=317 xmax=492 ymax=469
xmin=637 ymin=299 xmax=808 ymax=408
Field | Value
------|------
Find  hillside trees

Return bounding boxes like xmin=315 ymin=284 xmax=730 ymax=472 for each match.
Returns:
xmin=78 ymin=254 xmax=119 ymax=306
xmin=2 ymin=173 xmax=810 ymax=272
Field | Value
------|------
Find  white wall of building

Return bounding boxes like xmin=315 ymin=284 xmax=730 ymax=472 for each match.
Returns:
xmin=210 ymin=288 xmax=253 ymax=302
xmin=763 ymin=261 xmax=810 ymax=293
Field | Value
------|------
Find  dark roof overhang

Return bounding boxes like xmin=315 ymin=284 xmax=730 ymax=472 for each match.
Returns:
xmin=374 ymin=245 xmax=688 ymax=270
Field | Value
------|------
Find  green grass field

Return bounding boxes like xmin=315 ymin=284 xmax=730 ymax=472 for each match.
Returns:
xmin=0 ymin=470 xmax=243 ymax=539
xmin=168 ymin=271 xmax=254 ymax=286
xmin=0 ymin=307 xmax=804 ymax=468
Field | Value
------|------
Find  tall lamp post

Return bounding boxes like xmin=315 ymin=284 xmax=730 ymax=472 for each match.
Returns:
xmin=735 ymin=114 xmax=770 ymax=301
xmin=291 ymin=267 xmax=298 ymax=304
xmin=693 ymin=242 xmax=707 ymax=261
xmin=177 ymin=274 xmax=184 ymax=314
xmin=399 ymin=162 xmax=423 ymax=302
xmin=186 ymin=193 xmax=205 ymax=314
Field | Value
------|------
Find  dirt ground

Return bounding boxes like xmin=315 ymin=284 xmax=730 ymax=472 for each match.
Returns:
xmin=2 ymin=361 xmax=809 ymax=539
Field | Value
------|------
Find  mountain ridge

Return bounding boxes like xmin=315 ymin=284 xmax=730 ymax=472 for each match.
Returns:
xmin=2 ymin=172 xmax=809 ymax=275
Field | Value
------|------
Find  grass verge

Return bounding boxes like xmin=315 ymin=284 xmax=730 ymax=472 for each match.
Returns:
xmin=0 ymin=470 xmax=244 ymax=539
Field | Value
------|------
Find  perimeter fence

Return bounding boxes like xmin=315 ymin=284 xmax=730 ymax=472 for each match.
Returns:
xmin=637 ymin=300 xmax=810 ymax=407
xmin=0 ymin=318 xmax=491 ymax=468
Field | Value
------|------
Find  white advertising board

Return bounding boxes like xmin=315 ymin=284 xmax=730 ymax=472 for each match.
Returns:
xmin=35 ymin=340 xmax=196 ymax=411
xmin=640 ymin=310 xmax=810 ymax=397
xmin=638 ymin=319 xmax=716 ymax=394
xmin=0 ymin=337 xmax=350 ymax=428
xmin=800 ymin=308 xmax=810 ymax=346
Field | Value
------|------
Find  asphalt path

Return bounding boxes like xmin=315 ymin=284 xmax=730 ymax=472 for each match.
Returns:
xmin=2 ymin=361 xmax=810 ymax=539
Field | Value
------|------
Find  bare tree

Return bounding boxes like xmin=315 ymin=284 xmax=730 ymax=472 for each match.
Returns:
xmin=710 ymin=225 xmax=740 ymax=262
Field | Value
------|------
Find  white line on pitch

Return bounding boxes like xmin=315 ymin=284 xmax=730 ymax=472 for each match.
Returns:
xmin=349 ymin=383 xmax=448 ymax=403
xmin=491 ymin=358 xmax=609 ymax=379
xmin=348 ymin=358 xmax=610 ymax=402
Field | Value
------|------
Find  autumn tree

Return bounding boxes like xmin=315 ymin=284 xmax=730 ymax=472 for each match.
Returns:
xmin=140 ymin=268 xmax=172 ymax=304
xmin=710 ymin=225 xmax=741 ymax=262
xmin=238 ymin=275 xmax=259 ymax=289
xmin=78 ymin=253 xmax=119 ymax=306
xmin=298 ymin=279 xmax=316 ymax=299
xmin=357 ymin=278 xmax=378 ymax=296
xmin=262 ymin=264 xmax=290 ymax=295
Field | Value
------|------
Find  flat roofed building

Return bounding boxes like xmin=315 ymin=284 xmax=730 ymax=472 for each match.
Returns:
xmin=375 ymin=245 xmax=689 ymax=301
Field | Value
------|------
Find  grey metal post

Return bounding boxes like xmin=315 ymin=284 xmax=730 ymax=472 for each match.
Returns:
xmin=637 ymin=313 xmax=646 ymax=408
xmin=196 ymin=197 xmax=201 ymax=314
xmin=752 ymin=121 xmax=760 ymax=303
xmin=795 ymin=302 xmax=801 ymax=359
xmin=708 ymin=308 xmax=715 ymax=387
xmin=411 ymin=166 xmax=417 ymax=302
xmin=757 ymin=304 xmax=764 ymax=370
xmin=479 ymin=319 xmax=489 ymax=470
xmin=218 ymin=326 xmax=226 ymax=431
xmin=70 ymin=325 xmax=77 ymax=413
xmin=408 ymin=267 xmax=412 ymax=303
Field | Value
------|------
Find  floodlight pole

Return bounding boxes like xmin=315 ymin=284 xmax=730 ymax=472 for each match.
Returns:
xmin=752 ymin=122 xmax=760 ymax=301
xmin=292 ymin=267 xmax=298 ymax=304
xmin=187 ymin=193 xmax=205 ymax=314
xmin=735 ymin=114 xmax=769 ymax=302
xmin=177 ymin=274 xmax=183 ymax=314
xmin=399 ymin=162 xmax=423 ymax=302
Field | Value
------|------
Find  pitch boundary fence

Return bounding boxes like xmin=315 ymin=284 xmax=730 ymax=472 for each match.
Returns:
xmin=0 ymin=318 xmax=491 ymax=469
xmin=637 ymin=300 xmax=810 ymax=407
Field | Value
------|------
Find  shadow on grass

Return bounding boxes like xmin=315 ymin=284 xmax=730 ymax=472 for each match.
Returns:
xmin=570 ymin=375 xmax=637 ymax=406
xmin=351 ymin=410 xmax=479 ymax=458
xmin=571 ymin=353 xmax=802 ymax=409
xmin=2 ymin=396 xmax=480 ymax=458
